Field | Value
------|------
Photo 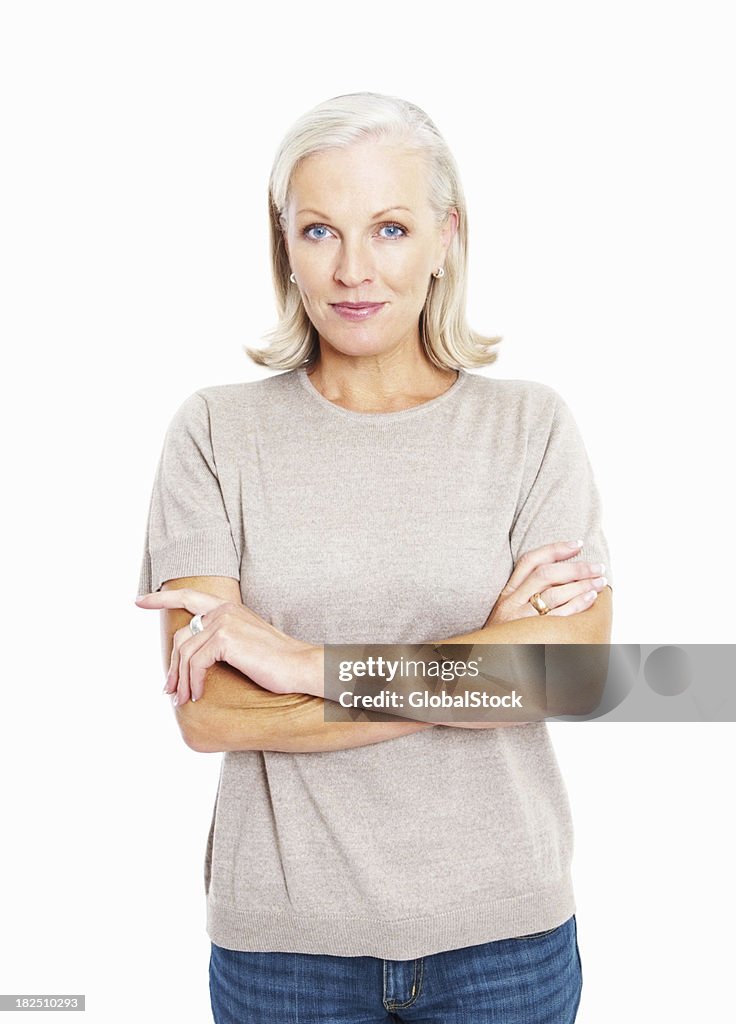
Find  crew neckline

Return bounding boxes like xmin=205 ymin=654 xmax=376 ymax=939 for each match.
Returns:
xmin=296 ymin=366 xmax=468 ymax=421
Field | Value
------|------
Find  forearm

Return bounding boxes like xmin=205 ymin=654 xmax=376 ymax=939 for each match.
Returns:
xmin=432 ymin=588 xmax=613 ymax=727
xmin=437 ymin=593 xmax=612 ymax=647
xmin=157 ymin=601 xmax=433 ymax=753
xmin=175 ymin=661 xmax=435 ymax=753
xmin=309 ymin=590 xmax=613 ymax=730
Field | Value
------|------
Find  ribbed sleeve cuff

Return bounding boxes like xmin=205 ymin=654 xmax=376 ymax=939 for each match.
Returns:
xmin=138 ymin=527 xmax=241 ymax=595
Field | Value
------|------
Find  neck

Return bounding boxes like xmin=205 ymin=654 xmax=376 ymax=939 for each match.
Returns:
xmin=306 ymin=340 xmax=458 ymax=414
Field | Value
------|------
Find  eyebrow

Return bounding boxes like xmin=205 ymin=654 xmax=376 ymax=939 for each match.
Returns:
xmin=295 ymin=206 xmax=413 ymax=220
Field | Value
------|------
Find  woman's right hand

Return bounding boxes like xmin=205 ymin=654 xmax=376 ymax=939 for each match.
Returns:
xmin=485 ymin=540 xmax=608 ymax=626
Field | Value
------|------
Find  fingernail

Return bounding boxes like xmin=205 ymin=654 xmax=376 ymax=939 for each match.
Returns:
xmin=594 ymin=576 xmax=607 ymax=587
xmin=567 ymin=539 xmax=584 ymax=549
xmin=172 ymin=695 xmax=178 ymax=707
xmin=162 ymin=684 xmax=169 ymax=694
xmin=591 ymin=563 xmax=605 ymax=575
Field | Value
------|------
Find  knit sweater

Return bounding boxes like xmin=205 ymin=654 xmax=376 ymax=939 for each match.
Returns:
xmin=137 ymin=367 xmax=612 ymax=959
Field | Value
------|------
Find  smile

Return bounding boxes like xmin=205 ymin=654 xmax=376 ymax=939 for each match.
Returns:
xmin=330 ymin=303 xmax=386 ymax=321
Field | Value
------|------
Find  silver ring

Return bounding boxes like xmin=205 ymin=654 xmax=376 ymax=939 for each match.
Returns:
xmin=189 ymin=613 xmax=205 ymax=636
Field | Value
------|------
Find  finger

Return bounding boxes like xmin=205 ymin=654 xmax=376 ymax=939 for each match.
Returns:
xmin=177 ymin=633 xmax=220 ymax=706
xmin=187 ymin=644 xmax=220 ymax=703
xmin=175 ymin=629 xmax=212 ymax=706
xmin=504 ymin=540 xmax=585 ymax=596
xmin=549 ymin=587 xmax=599 ymax=617
xmin=533 ymin=577 xmax=608 ymax=614
xmin=174 ymin=638 xmax=192 ymax=707
xmin=135 ymin=588 xmax=225 ymax=615
xmin=164 ymin=622 xmax=201 ymax=694
xmin=525 ymin=562 xmax=606 ymax=598
xmin=164 ymin=639 xmax=179 ymax=694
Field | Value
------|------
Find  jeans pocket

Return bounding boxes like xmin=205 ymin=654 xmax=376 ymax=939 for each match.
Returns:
xmin=513 ymin=924 xmax=562 ymax=940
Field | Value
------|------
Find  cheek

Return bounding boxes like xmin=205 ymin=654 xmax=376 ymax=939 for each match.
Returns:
xmin=292 ymin=247 xmax=334 ymax=290
xmin=384 ymin=248 xmax=432 ymax=294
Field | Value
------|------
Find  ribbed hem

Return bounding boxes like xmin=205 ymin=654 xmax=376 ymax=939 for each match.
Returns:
xmin=138 ymin=527 xmax=241 ymax=595
xmin=206 ymin=879 xmax=576 ymax=960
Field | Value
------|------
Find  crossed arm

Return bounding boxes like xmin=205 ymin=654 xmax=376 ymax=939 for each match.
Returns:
xmin=158 ymin=576 xmax=434 ymax=753
xmin=151 ymin=563 xmax=612 ymax=754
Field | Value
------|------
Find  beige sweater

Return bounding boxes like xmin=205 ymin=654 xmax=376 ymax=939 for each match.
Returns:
xmin=137 ymin=367 xmax=612 ymax=959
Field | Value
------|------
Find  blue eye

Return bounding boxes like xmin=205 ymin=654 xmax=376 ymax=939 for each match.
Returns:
xmin=379 ymin=223 xmax=406 ymax=238
xmin=304 ymin=225 xmax=332 ymax=240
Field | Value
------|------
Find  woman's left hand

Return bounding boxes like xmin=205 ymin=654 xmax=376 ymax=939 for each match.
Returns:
xmin=135 ymin=589 xmax=320 ymax=707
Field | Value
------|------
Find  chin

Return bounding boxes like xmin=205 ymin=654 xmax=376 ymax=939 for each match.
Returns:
xmin=318 ymin=329 xmax=401 ymax=359
xmin=318 ymin=320 xmax=421 ymax=358
xmin=326 ymin=343 xmax=400 ymax=361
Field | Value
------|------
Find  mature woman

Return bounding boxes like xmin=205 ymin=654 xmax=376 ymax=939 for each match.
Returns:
xmin=136 ymin=92 xmax=612 ymax=1024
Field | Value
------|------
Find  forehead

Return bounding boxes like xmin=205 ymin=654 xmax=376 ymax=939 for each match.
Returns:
xmin=288 ymin=140 xmax=432 ymax=217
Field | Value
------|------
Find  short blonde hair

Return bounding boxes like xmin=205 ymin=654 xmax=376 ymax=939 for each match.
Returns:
xmin=246 ymin=92 xmax=502 ymax=370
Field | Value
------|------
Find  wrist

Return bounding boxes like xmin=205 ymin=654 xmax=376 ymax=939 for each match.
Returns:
xmin=295 ymin=644 xmax=325 ymax=699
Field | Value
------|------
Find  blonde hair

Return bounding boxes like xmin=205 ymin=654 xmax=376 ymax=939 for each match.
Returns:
xmin=246 ymin=92 xmax=502 ymax=370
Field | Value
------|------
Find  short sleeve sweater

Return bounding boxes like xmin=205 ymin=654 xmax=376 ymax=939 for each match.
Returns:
xmin=137 ymin=367 xmax=612 ymax=960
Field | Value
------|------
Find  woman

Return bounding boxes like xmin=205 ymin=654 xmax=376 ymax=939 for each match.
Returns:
xmin=136 ymin=92 xmax=612 ymax=1024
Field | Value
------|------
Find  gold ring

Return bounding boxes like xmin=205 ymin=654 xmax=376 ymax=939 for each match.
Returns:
xmin=529 ymin=593 xmax=550 ymax=615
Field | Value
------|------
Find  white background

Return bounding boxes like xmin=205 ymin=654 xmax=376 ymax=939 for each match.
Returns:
xmin=1 ymin=1 xmax=734 ymax=1021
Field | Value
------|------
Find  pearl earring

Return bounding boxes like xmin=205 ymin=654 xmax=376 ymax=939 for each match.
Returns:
xmin=433 ymin=267 xmax=445 ymax=279
xmin=289 ymin=272 xmax=296 ymax=283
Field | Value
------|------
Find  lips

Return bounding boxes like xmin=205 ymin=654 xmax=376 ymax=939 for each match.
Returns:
xmin=331 ymin=302 xmax=385 ymax=310
xmin=330 ymin=302 xmax=386 ymax=321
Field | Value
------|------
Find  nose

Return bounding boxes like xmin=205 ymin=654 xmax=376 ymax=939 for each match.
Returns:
xmin=333 ymin=239 xmax=374 ymax=288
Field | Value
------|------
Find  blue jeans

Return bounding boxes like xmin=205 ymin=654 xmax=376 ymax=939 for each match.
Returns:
xmin=209 ymin=915 xmax=582 ymax=1023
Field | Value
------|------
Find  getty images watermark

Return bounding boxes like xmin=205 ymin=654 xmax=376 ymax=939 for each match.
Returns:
xmin=323 ymin=645 xmax=736 ymax=723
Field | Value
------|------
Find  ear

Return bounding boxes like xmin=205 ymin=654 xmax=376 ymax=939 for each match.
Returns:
xmin=439 ymin=208 xmax=459 ymax=259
